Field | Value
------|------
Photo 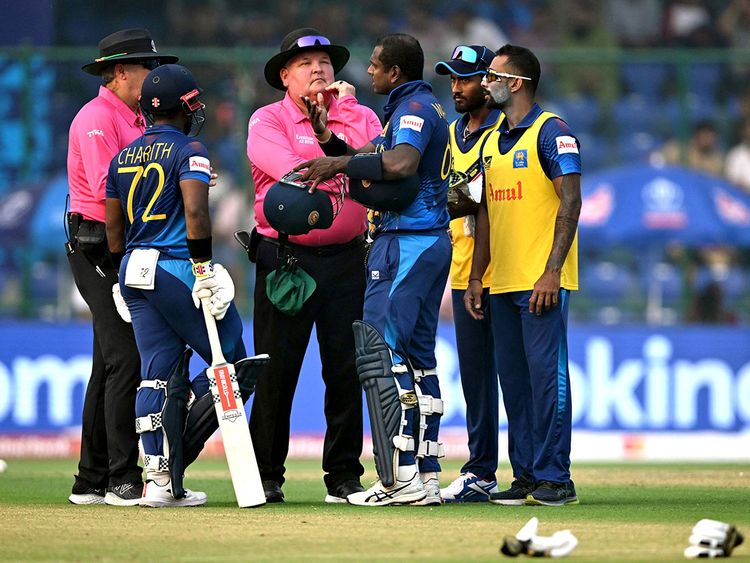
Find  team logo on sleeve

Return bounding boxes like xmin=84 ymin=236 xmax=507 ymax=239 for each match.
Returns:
xmin=189 ymin=156 xmax=211 ymax=173
xmin=399 ymin=115 xmax=424 ymax=132
xmin=556 ymin=136 xmax=579 ymax=154
xmin=513 ymin=149 xmax=528 ymax=168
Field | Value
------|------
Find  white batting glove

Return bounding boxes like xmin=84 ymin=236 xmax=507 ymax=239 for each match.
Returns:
xmin=207 ymin=264 xmax=235 ymax=320
xmin=684 ymin=519 xmax=744 ymax=559
xmin=191 ymin=260 xmax=219 ymax=308
xmin=500 ymin=518 xmax=578 ymax=559
xmin=191 ymin=260 xmax=235 ymax=320
xmin=112 ymin=283 xmax=131 ymax=323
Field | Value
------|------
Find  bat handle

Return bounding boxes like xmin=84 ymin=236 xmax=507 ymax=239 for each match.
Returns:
xmin=200 ymin=295 xmax=227 ymax=365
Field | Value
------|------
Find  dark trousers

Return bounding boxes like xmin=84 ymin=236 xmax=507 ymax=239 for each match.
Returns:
xmin=490 ymin=289 xmax=572 ymax=484
xmin=250 ymin=237 xmax=366 ymax=490
xmin=451 ymin=288 xmax=498 ymax=481
xmin=66 ymin=224 xmax=142 ymax=489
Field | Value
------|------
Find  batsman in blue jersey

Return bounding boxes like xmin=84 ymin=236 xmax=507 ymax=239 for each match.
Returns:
xmin=105 ymin=64 xmax=266 ymax=507
xmin=297 ymin=33 xmax=452 ymax=506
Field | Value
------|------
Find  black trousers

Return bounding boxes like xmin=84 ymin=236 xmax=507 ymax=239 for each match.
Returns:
xmin=66 ymin=220 xmax=142 ymax=489
xmin=250 ymin=237 xmax=366 ymax=490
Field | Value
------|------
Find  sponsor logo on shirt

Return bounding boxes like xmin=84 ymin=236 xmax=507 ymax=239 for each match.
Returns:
xmin=295 ymin=134 xmax=315 ymax=145
xmin=86 ymin=129 xmax=104 ymax=138
xmin=371 ymin=270 xmax=380 ymax=280
xmin=556 ymin=135 xmax=579 ymax=154
xmin=483 ymin=155 xmax=493 ymax=169
xmin=399 ymin=115 xmax=424 ymax=133
xmin=513 ymin=149 xmax=528 ymax=168
xmin=189 ymin=156 xmax=211 ymax=173
xmin=248 ymin=117 xmax=261 ymax=130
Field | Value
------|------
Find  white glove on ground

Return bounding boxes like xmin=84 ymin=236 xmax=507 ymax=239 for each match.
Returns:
xmin=112 ymin=283 xmax=131 ymax=323
xmin=684 ymin=519 xmax=744 ymax=559
xmin=501 ymin=517 xmax=578 ymax=559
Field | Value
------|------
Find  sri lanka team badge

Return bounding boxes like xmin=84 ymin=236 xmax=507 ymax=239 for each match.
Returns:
xmin=513 ymin=149 xmax=528 ymax=168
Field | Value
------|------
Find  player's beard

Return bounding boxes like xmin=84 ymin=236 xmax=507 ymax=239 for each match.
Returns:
xmin=454 ymin=91 xmax=487 ymax=114
xmin=487 ymin=82 xmax=511 ymax=109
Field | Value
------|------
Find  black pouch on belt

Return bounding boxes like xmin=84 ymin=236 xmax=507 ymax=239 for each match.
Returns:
xmin=233 ymin=227 xmax=260 ymax=263
xmin=75 ymin=221 xmax=108 ymax=264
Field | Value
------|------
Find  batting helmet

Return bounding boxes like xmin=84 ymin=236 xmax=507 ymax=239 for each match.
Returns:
xmin=263 ymin=172 xmax=345 ymax=236
xmin=139 ymin=64 xmax=206 ymax=135
xmin=348 ymin=175 xmax=420 ymax=212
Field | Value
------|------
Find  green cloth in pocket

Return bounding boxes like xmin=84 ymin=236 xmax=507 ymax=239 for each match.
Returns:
xmin=265 ymin=262 xmax=316 ymax=315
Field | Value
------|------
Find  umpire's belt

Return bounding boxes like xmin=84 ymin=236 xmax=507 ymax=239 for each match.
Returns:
xmin=258 ymin=234 xmax=365 ymax=257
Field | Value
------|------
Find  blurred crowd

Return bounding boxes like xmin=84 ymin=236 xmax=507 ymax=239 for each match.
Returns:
xmin=3 ymin=0 xmax=750 ymax=323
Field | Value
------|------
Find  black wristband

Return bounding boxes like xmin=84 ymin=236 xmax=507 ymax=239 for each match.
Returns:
xmin=346 ymin=153 xmax=383 ymax=181
xmin=111 ymin=251 xmax=125 ymax=270
xmin=187 ymin=236 xmax=212 ymax=260
xmin=320 ymin=132 xmax=348 ymax=156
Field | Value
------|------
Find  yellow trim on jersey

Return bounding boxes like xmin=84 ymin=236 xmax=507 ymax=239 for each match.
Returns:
xmin=482 ymin=111 xmax=578 ymax=294
xmin=448 ymin=116 xmax=502 ymax=290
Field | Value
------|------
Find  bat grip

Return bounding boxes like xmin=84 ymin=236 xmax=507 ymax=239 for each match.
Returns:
xmin=200 ymin=295 xmax=227 ymax=365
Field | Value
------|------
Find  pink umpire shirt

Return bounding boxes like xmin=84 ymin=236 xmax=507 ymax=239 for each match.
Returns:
xmin=247 ymin=92 xmax=382 ymax=246
xmin=67 ymin=86 xmax=145 ymax=222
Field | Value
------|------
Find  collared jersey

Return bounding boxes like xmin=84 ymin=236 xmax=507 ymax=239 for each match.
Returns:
xmin=105 ymin=124 xmax=211 ymax=259
xmin=247 ymin=92 xmax=381 ymax=246
xmin=449 ymin=110 xmax=502 ymax=290
xmin=481 ymin=105 xmax=581 ymax=293
xmin=68 ymin=86 xmax=145 ymax=222
xmin=369 ymin=81 xmax=451 ymax=235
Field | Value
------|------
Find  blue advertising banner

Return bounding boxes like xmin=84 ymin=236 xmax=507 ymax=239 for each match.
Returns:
xmin=0 ymin=322 xmax=749 ymax=434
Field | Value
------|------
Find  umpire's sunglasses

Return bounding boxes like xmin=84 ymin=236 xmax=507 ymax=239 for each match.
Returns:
xmin=137 ymin=60 xmax=161 ymax=71
xmin=294 ymin=35 xmax=331 ymax=48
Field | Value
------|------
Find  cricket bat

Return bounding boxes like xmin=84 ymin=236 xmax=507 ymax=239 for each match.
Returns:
xmin=200 ymin=297 xmax=266 ymax=508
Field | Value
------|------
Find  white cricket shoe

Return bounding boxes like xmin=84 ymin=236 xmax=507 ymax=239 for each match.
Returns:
xmin=347 ymin=465 xmax=426 ymax=506
xmin=412 ymin=471 xmax=441 ymax=506
xmin=441 ymin=472 xmax=498 ymax=503
xmin=140 ymin=479 xmax=207 ymax=508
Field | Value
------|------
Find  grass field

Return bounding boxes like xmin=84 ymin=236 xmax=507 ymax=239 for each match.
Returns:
xmin=0 ymin=459 xmax=748 ymax=562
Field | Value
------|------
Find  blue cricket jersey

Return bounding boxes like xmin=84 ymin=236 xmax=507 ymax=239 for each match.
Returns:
xmin=105 ymin=124 xmax=211 ymax=259
xmin=369 ymin=81 xmax=451 ymax=234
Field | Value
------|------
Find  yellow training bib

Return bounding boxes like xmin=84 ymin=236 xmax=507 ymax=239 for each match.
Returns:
xmin=448 ymin=116 xmax=501 ymax=290
xmin=481 ymin=112 xmax=578 ymax=294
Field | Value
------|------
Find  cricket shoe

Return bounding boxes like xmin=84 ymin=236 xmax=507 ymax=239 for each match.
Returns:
xmin=325 ymin=479 xmax=364 ymax=503
xmin=491 ymin=477 xmax=536 ymax=506
xmin=347 ymin=466 xmax=426 ymax=506
xmin=525 ymin=480 xmax=579 ymax=506
xmin=441 ymin=472 xmax=498 ymax=503
xmin=140 ymin=479 xmax=207 ymax=508
xmin=68 ymin=483 xmax=105 ymax=505
xmin=411 ymin=472 xmax=442 ymax=506
xmin=104 ymin=481 xmax=143 ymax=506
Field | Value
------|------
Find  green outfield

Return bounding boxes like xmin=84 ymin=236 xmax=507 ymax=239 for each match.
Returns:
xmin=0 ymin=459 xmax=747 ymax=562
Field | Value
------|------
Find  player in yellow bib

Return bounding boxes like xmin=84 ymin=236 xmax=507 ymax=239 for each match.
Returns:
xmin=433 ymin=45 xmax=504 ymax=503
xmin=465 ymin=45 xmax=582 ymax=507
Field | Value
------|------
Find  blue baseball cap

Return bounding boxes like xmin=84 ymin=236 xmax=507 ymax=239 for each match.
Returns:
xmin=435 ymin=45 xmax=495 ymax=77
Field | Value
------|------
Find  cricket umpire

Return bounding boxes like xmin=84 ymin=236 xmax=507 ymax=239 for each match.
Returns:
xmin=246 ymin=28 xmax=382 ymax=503
xmin=65 ymin=29 xmax=176 ymax=506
